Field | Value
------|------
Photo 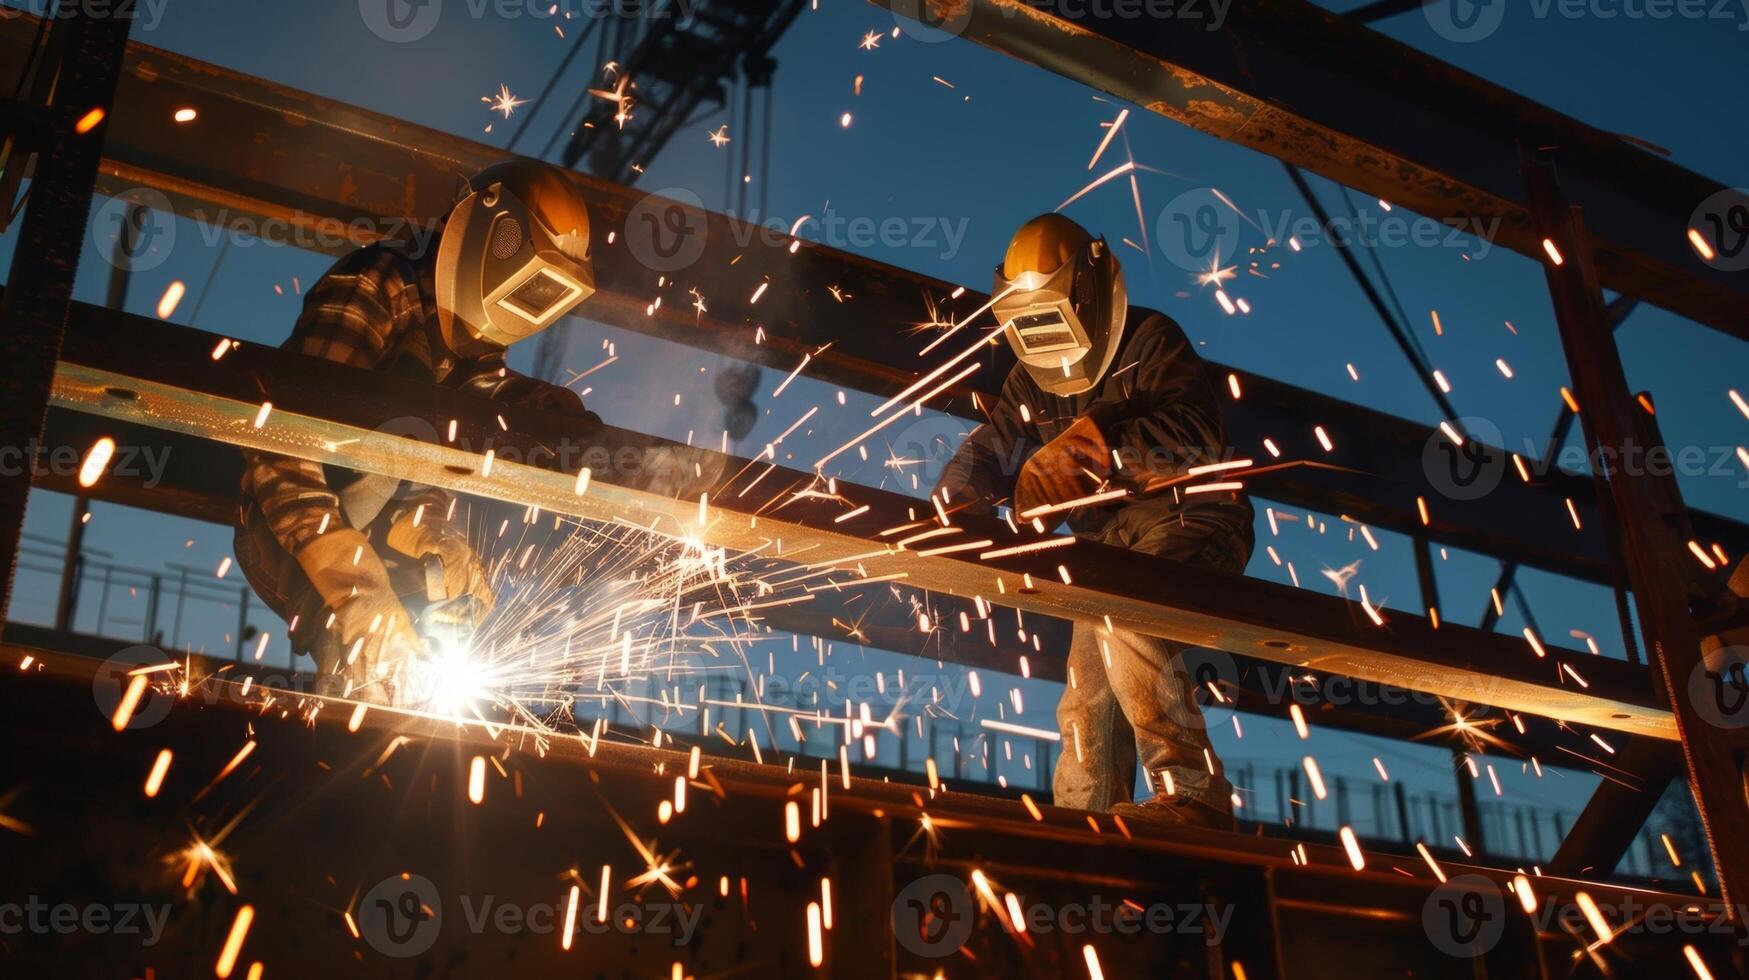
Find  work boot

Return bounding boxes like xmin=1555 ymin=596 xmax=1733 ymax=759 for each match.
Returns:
xmin=1111 ymin=795 xmax=1236 ymax=833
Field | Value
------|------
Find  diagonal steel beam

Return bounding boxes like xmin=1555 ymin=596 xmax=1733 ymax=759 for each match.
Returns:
xmin=44 ymin=302 xmax=1673 ymax=740
xmin=873 ymin=0 xmax=1749 ymax=339
xmin=0 ymin=18 xmax=1739 ymax=588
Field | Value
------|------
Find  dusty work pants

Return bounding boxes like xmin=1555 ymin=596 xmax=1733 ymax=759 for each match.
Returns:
xmin=1053 ymin=622 xmax=1233 ymax=814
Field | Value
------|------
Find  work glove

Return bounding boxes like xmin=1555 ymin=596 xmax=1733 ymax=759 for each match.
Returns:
xmin=294 ymin=528 xmax=423 ymax=700
xmin=1702 ymin=558 xmax=1749 ymax=664
xmin=385 ymin=509 xmax=496 ymax=622
xmin=1015 ymin=416 xmax=1112 ymax=519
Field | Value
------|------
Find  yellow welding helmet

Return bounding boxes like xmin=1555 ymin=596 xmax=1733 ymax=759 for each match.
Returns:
xmin=991 ymin=213 xmax=1127 ymax=397
xmin=436 ymin=160 xmax=596 ymax=353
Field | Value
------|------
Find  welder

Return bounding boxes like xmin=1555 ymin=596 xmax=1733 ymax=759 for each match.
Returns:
xmin=936 ymin=213 xmax=1254 ymax=830
xmin=233 ymin=160 xmax=601 ymax=702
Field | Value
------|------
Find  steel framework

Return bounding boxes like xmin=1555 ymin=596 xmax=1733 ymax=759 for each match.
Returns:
xmin=0 ymin=2 xmax=1745 ymax=974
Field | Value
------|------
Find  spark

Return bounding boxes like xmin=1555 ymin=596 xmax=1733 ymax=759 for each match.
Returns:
xmin=1087 ymin=108 xmax=1129 ymax=171
xmin=144 ymin=749 xmax=173 ymax=798
xmin=980 ymin=718 xmax=1060 ymax=741
xmin=1338 ymin=826 xmax=1365 ymax=870
xmin=215 ymin=905 xmax=253 ymax=978
xmin=706 ymin=125 xmax=730 ymax=148
xmin=78 ymin=437 xmax=115 ymax=488
xmin=483 ymin=83 xmax=529 ymax=119
xmin=157 ymin=281 xmax=186 ymax=319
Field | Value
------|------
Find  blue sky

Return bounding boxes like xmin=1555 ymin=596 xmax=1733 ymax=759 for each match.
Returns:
xmin=4 ymin=0 xmax=1744 ymax=869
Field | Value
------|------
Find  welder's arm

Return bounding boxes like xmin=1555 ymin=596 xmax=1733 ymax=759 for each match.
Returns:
xmin=1084 ymin=320 xmax=1228 ymax=487
xmin=935 ymin=369 xmax=1041 ymax=517
xmin=242 ymin=247 xmax=406 ymax=559
xmin=462 ymin=368 xmax=604 ymax=426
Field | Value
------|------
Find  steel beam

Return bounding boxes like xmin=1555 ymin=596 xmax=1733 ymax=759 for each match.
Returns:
xmin=3 ymin=643 xmax=1731 ymax=977
xmin=874 ymin=0 xmax=1749 ymax=339
xmin=0 ymin=18 xmax=1739 ymax=588
xmin=43 ymin=301 xmax=1672 ymax=739
xmin=0 ymin=9 xmax=131 ymax=636
xmin=21 ymin=408 xmax=1629 ymax=762
xmin=1522 ymin=148 xmax=1749 ymax=906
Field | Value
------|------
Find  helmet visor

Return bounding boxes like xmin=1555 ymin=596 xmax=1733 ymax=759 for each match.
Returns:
xmin=993 ymin=248 xmax=1090 ymax=366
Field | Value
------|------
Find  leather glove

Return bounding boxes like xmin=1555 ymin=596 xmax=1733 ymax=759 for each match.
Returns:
xmin=1702 ymin=558 xmax=1749 ymax=665
xmin=385 ymin=509 xmax=495 ymax=622
xmin=294 ymin=528 xmax=423 ymax=699
xmin=1015 ymin=417 xmax=1112 ymax=519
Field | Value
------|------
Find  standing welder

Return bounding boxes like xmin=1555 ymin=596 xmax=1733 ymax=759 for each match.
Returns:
xmin=936 ymin=213 xmax=1254 ymax=830
xmin=234 ymin=160 xmax=601 ymax=702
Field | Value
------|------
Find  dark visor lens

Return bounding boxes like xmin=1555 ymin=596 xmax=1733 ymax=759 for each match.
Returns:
xmin=502 ymin=270 xmax=574 ymax=320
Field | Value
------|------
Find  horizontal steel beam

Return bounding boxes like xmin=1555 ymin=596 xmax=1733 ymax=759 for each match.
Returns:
xmin=3 ymin=643 xmax=1726 ymax=978
xmin=28 ymin=409 xmax=1630 ymax=762
xmin=874 ymin=0 xmax=1749 ymax=339
xmin=45 ymin=302 xmax=1672 ymax=739
xmin=1 ymin=18 xmax=1738 ymax=586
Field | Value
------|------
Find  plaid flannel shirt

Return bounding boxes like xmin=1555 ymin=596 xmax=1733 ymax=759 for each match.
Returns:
xmin=241 ymin=243 xmax=591 ymax=561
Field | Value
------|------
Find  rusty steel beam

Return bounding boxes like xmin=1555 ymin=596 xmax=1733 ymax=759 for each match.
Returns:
xmin=26 ymin=405 xmax=1629 ymax=762
xmin=0 ymin=10 xmax=131 ymax=636
xmin=875 ymin=0 xmax=1749 ymax=339
xmin=42 ymin=301 xmax=1672 ymax=740
xmin=4 ymin=643 xmax=1731 ymax=977
xmin=16 ymin=425 xmax=1629 ymax=764
xmin=1523 ymin=149 xmax=1749 ymax=907
xmin=0 ymin=18 xmax=1739 ymax=588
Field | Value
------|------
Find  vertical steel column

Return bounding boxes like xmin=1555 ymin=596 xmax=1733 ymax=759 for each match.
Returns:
xmin=0 ymin=9 xmax=133 ymax=635
xmin=1521 ymin=146 xmax=1749 ymax=905
xmin=51 ymin=497 xmax=88 ymax=631
xmin=1453 ymin=750 xmax=1485 ymax=854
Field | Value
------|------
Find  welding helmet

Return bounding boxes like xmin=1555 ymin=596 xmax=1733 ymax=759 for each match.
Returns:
xmin=435 ymin=160 xmax=596 ymax=354
xmin=991 ymin=213 xmax=1127 ymax=397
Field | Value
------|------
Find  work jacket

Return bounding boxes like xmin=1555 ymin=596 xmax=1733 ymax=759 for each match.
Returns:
xmin=937 ymin=307 xmax=1254 ymax=568
xmin=235 ymin=243 xmax=596 ymax=648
